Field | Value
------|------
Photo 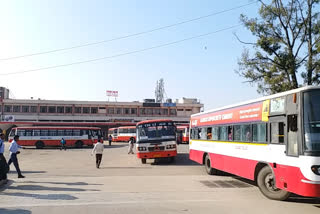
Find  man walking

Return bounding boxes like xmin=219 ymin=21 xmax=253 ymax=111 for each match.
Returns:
xmin=0 ymin=133 xmax=8 ymax=183
xmin=91 ymin=139 xmax=104 ymax=168
xmin=8 ymin=135 xmax=25 ymax=178
xmin=128 ymin=138 xmax=135 ymax=154
xmin=60 ymin=138 xmax=66 ymax=150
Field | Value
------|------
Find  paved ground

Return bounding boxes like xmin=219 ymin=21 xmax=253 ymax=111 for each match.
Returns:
xmin=0 ymin=142 xmax=319 ymax=214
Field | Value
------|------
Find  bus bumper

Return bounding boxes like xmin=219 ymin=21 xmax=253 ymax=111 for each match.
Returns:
xmin=137 ymin=151 xmax=177 ymax=159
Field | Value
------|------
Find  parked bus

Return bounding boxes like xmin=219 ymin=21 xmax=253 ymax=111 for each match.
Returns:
xmin=9 ymin=126 xmax=102 ymax=149
xmin=189 ymin=86 xmax=320 ymax=200
xmin=136 ymin=119 xmax=177 ymax=164
xmin=108 ymin=126 xmax=136 ymax=142
xmin=177 ymin=125 xmax=189 ymax=144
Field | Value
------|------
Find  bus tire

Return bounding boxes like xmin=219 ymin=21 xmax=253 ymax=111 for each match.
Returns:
xmin=204 ymin=154 xmax=217 ymax=175
xmin=35 ymin=141 xmax=44 ymax=149
xmin=75 ymin=141 xmax=83 ymax=148
xmin=257 ymin=166 xmax=291 ymax=201
xmin=141 ymin=158 xmax=146 ymax=164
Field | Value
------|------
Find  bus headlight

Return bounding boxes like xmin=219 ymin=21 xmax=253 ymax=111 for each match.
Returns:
xmin=311 ymin=165 xmax=320 ymax=175
xmin=138 ymin=147 xmax=147 ymax=151
xmin=166 ymin=144 xmax=176 ymax=149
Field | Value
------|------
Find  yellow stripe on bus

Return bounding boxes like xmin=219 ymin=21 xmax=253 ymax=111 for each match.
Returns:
xmin=190 ymin=140 xmax=267 ymax=146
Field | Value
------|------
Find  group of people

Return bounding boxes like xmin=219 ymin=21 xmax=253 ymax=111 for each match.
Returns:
xmin=0 ymin=134 xmax=25 ymax=184
xmin=0 ymin=134 xmax=135 ymax=183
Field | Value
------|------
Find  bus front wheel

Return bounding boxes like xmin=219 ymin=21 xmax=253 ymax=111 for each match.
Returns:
xmin=204 ymin=154 xmax=217 ymax=175
xmin=257 ymin=166 xmax=291 ymax=201
xmin=141 ymin=158 xmax=146 ymax=164
xmin=35 ymin=141 xmax=44 ymax=149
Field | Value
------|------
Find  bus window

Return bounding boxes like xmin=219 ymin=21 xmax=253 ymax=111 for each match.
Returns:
xmin=234 ymin=125 xmax=241 ymax=141
xmin=207 ymin=127 xmax=212 ymax=140
xmin=40 ymin=130 xmax=48 ymax=136
xmin=17 ymin=129 xmax=26 ymax=136
xmin=49 ymin=130 xmax=57 ymax=136
xmin=65 ymin=130 xmax=72 ymax=136
xmin=57 ymin=130 xmax=64 ymax=136
xmin=25 ymin=130 xmax=32 ymax=136
xmin=73 ymin=130 xmax=81 ymax=136
xmin=200 ymin=127 xmax=207 ymax=140
xmin=253 ymin=124 xmax=267 ymax=143
xmin=228 ymin=126 xmax=233 ymax=141
xmin=219 ymin=126 xmax=227 ymax=141
xmin=212 ymin=127 xmax=219 ymax=140
xmin=33 ymin=130 xmax=40 ymax=136
xmin=241 ymin=125 xmax=252 ymax=142
xmin=9 ymin=129 xmax=16 ymax=137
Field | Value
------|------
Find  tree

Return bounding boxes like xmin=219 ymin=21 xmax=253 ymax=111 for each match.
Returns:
xmin=237 ymin=0 xmax=320 ymax=95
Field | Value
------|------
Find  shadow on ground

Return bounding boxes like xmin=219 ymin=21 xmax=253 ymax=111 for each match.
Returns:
xmin=1 ymin=192 xmax=78 ymax=200
xmin=20 ymin=181 xmax=103 ymax=186
xmin=150 ymin=153 xmax=199 ymax=166
xmin=0 ymin=208 xmax=31 ymax=214
xmin=7 ymin=184 xmax=99 ymax=192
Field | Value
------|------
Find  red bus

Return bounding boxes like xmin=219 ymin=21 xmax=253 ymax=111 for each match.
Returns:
xmin=136 ymin=119 xmax=177 ymax=164
xmin=177 ymin=125 xmax=189 ymax=144
xmin=108 ymin=126 xmax=136 ymax=142
xmin=9 ymin=126 xmax=102 ymax=149
xmin=189 ymin=86 xmax=320 ymax=200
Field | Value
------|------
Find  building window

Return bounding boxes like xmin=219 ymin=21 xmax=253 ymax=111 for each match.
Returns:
xmin=83 ymin=107 xmax=90 ymax=114
xmin=13 ymin=106 xmax=21 ymax=113
xmin=115 ymin=108 xmax=122 ymax=114
xmin=40 ymin=106 xmax=47 ymax=113
xmin=30 ymin=106 xmax=37 ymax=113
xmin=108 ymin=108 xmax=114 ymax=114
xmin=4 ymin=105 xmax=12 ymax=112
xmin=22 ymin=106 xmax=29 ymax=113
xmin=75 ymin=107 xmax=81 ymax=113
xmin=65 ymin=107 xmax=72 ymax=114
xmin=140 ymin=108 xmax=146 ymax=115
xmin=91 ymin=107 xmax=98 ymax=114
xmin=124 ymin=108 xmax=130 ymax=114
xmin=170 ymin=109 xmax=176 ymax=115
xmin=154 ymin=108 xmax=161 ymax=115
xmin=48 ymin=106 xmax=56 ymax=113
xmin=57 ymin=106 xmax=64 ymax=113
xmin=161 ymin=109 xmax=168 ymax=115
xmin=131 ymin=108 xmax=137 ymax=115
xmin=146 ymin=108 xmax=153 ymax=115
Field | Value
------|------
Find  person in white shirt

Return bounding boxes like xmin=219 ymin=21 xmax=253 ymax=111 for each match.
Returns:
xmin=8 ymin=135 xmax=25 ymax=178
xmin=0 ymin=133 xmax=8 ymax=183
xmin=91 ymin=139 xmax=104 ymax=168
xmin=128 ymin=138 xmax=135 ymax=154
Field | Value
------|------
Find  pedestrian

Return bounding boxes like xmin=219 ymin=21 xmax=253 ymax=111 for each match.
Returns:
xmin=60 ymin=138 xmax=66 ymax=150
xmin=91 ymin=139 xmax=104 ymax=168
xmin=108 ymin=135 xmax=112 ymax=146
xmin=8 ymin=135 xmax=25 ymax=178
xmin=0 ymin=133 xmax=9 ymax=183
xmin=128 ymin=138 xmax=135 ymax=154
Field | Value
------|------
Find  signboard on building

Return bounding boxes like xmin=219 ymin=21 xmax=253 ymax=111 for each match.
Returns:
xmin=106 ymin=90 xmax=118 ymax=97
xmin=3 ymin=115 xmax=15 ymax=122
xmin=163 ymin=103 xmax=176 ymax=107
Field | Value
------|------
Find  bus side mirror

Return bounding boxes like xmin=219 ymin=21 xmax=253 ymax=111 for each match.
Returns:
xmin=288 ymin=115 xmax=298 ymax=132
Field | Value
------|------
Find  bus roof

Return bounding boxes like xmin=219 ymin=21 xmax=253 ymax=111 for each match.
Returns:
xmin=11 ymin=126 xmax=101 ymax=130
xmin=117 ymin=126 xmax=136 ymax=129
xmin=136 ymin=119 xmax=174 ymax=126
xmin=192 ymin=86 xmax=320 ymax=118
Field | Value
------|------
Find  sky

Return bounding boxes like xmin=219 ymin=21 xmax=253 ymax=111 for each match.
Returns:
xmin=0 ymin=0 xmax=261 ymax=111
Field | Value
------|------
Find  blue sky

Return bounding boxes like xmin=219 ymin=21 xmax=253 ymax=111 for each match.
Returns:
xmin=0 ymin=0 xmax=261 ymax=110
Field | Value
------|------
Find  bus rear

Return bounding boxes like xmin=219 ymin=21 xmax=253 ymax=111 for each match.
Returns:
xmin=136 ymin=120 xmax=177 ymax=164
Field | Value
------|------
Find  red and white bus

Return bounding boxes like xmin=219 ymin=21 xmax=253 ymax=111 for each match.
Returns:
xmin=177 ymin=125 xmax=189 ymax=144
xmin=108 ymin=126 xmax=136 ymax=142
xmin=136 ymin=119 xmax=177 ymax=164
xmin=189 ymin=86 xmax=320 ymax=200
xmin=9 ymin=126 xmax=102 ymax=149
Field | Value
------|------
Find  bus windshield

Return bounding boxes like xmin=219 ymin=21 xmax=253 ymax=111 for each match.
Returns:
xmin=137 ymin=121 xmax=176 ymax=142
xmin=303 ymin=90 xmax=320 ymax=152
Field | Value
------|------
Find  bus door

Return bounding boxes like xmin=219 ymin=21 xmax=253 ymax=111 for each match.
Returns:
xmin=269 ymin=115 xmax=287 ymax=151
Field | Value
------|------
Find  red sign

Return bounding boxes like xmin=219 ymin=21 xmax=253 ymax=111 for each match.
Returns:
xmin=106 ymin=90 xmax=118 ymax=97
xmin=191 ymin=102 xmax=263 ymax=127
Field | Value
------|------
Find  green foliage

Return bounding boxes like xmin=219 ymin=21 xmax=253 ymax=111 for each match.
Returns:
xmin=237 ymin=0 xmax=320 ymax=95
